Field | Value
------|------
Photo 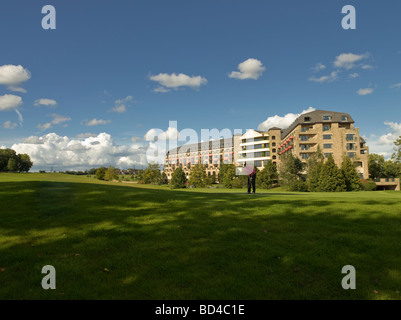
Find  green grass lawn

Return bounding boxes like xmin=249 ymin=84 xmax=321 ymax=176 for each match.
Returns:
xmin=1 ymin=173 xmax=401 ymax=300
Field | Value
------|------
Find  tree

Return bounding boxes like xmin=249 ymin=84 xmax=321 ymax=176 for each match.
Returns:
xmin=257 ymin=161 xmax=278 ymax=189
xmin=368 ymin=154 xmax=385 ymax=180
xmin=221 ymin=164 xmax=236 ymax=188
xmin=7 ymin=157 xmax=19 ymax=172
xmin=392 ymin=136 xmax=401 ymax=162
xmin=0 ymin=149 xmax=17 ymax=171
xmin=278 ymin=153 xmax=303 ymax=190
xmin=383 ymin=160 xmax=401 ymax=178
xmin=95 ymin=167 xmax=107 ymax=180
xmin=306 ymin=146 xmax=324 ymax=179
xmin=160 ymin=172 xmax=169 ymax=185
xmin=188 ymin=164 xmax=207 ymax=188
xmin=307 ymin=162 xmax=324 ymax=192
xmin=218 ymin=164 xmax=231 ymax=184
xmin=171 ymin=166 xmax=186 ymax=188
xmin=104 ymin=166 xmax=118 ymax=181
xmin=143 ymin=164 xmax=161 ymax=184
xmin=17 ymin=154 xmax=33 ymax=173
xmin=341 ymin=156 xmax=362 ymax=191
xmin=318 ymin=154 xmax=346 ymax=192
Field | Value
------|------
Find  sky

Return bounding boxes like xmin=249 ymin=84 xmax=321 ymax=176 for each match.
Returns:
xmin=0 ymin=0 xmax=400 ymax=171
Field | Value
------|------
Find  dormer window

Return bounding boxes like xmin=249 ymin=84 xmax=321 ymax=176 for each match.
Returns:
xmin=341 ymin=115 xmax=348 ymax=121
xmin=323 ymin=115 xmax=332 ymax=121
xmin=304 ymin=117 xmax=311 ymax=122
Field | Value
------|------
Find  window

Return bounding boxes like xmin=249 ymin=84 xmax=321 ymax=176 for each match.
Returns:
xmin=272 ymin=142 xmax=276 ymax=147
xmin=342 ymin=115 xmax=348 ymax=121
xmin=347 ymin=143 xmax=355 ymax=151
xmin=300 ymin=144 xmax=310 ymax=151
xmin=301 ymin=127 xmax=308 ymax=132
xmin=323 ymin=125 xmax=331 ymax=131
xmin=271 ymin=136 xmax=276 ymax=140
xmin=323 ymin=115 xmax=332 ymax=121
xmin=324 ymin=153 xmax=333 ymax=158
xmin=348 ymin=152 xmax=356 ymax=158
xmin=301 ymin=153 xmax=310 ymax=160
xmin=255 ymin=161 xmax=262 ymax=167
xmin=346 ymin=134 xmax=355 ymax=141
xmin=323 ymin=134 xmax=332 ymax=140
xmin=323 ymin=144 xmax=332 ymax=149
xmin=304 ymin=117 xmax=311 ymax=122
xmin=272 ymin=148 xmax=276 ymax=153
xmin=300 ymin=135 xmax=309 ymax=141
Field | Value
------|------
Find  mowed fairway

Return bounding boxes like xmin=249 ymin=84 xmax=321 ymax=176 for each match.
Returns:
xmin=1 ymin=173 xmax=401 ymax=300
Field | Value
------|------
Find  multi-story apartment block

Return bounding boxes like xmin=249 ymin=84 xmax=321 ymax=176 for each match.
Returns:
xmin=163 ymin=109 xmax=370 ymax=180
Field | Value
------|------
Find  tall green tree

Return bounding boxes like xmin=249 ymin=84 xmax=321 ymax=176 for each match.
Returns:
xmin=160 ymin=172 xmax=169 ymax=185
xmin=307 ymin=162 xmax=324 ymax=192
xmin=104 ymin=166 xmax=119 ymax=181
xmin=306 ymin=146 xmax=324 ymax=179
xmin=318 ymin=154 xmax=346 ymax=192
xmin=368 ymin=154 xmax=385 ymax=180
xmin=170 ymin=166 xmax=187 ymax=188
xmin=257 ymin=161 xmax=278 ymax=189
xmin=392 ymin=136 xmax=401 ymax=162
xmin=383 ymin=160 xmax=401 ymax=178
xmin=143 ymin=164 xmax=161 ymax=184
xmin=17 ymin=154 xmax=33 ymax=173
xmin=95 ymin=167 xmax=107 ymax=180
xmin=278 ymin=153 xmax=303 ymax=189
xmin=341 ymin=156 xmax=362 ymax=191
xmin=188 ymin=164 xmax=207 ymax=187
xmin=222 ymin=164 xmax=236 ymax=188
xmin=7 ymin=157 xmax=19 ymax=172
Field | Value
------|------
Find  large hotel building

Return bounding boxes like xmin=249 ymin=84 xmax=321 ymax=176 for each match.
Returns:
xmin=162 ymin=109 xmax=370 ymax=180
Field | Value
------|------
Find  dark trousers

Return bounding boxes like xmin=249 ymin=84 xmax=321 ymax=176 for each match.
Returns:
xmin=248 ymin=175 xmax=256 ymax=193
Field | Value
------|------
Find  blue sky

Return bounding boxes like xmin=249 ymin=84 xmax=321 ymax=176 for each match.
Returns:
xmin=0 ymin=0 xmax=401 ymax=170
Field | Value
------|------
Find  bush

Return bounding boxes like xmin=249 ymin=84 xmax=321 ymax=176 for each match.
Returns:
xmin=288 ymin=180 xmax=308 ymax=192
xmin=361 ymin=179 xmax=377 ymax=191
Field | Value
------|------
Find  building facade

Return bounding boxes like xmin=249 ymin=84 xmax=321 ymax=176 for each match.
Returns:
xmin=163 ymin=109 xmax=370 ymax=180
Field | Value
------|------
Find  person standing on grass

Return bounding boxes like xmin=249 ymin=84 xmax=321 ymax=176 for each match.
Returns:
xmin=247 ymin=167 xmax=256 ymax=194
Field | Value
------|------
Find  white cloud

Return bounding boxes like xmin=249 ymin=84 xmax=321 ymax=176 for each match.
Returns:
xmin=312 ymin=62 xmax=326 ymax=72
xmin=229 ymin=58 xmax=266 ymax=80
xmin=364 ymin=122 xmax=401 ymax=159
xmin=110 ymin=96 xmax=133 ymax=113
xmin=86 ymin=118 xmax=111 ymax=126
xmin=144 ymin=126 xmax=180 ymax=141
xmin=150 ymin=73 xmax=207 ymax=91
xmin=0 ymin=65 xmax=31 ymax=92
xmin=309 ymin=71 xmax=339 ymax=83
xmin=110 ymin=105 xmax=126 ymax=113
xmin=11 ymin=132 xmax=147 ymax=171
xmin=3 ymin=121 xmax=17 ymax=129
xmin=34 ymin=98 xmax=57 ymax=107
xmin=390 ymin=83 xmax=401 ymax=89
xmin=76 ymin=133 xmax=97 ymax=139
xmin=131 ymin=136 xmax=142 ymax=143
xmin=349 ymin=73 xmax=359 ymax=79
xmin=153 ymin=87 xmax=170 ymax=93
xmin=334 ymin=53 xmax=368 ymax=69
xmin=257 ymin=107 xmax=316 ymax=131
xmin=37 ymin=114 xmax=71 ymax=131
xmin=357 ymin=88 xmax=374 ymax=96
xmin=361 ymin=65 xmax=373 ymax=70
xmin=0 ymin=94 xmax=23 ymax=111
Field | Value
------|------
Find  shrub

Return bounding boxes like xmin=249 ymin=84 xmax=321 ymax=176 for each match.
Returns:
xmin=288 ymin=180 xmax=308 ymax=192
xmin=361 ymin=179 xmax=377 ymax=191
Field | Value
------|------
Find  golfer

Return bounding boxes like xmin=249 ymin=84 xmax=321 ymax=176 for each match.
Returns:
xmin=247 ymin=167 xmax=256 ymax=194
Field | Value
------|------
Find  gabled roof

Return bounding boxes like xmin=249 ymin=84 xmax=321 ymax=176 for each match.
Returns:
xmin=281 ymin=110 xmax=354 ymax=139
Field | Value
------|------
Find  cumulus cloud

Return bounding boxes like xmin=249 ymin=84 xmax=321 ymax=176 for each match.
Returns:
xmin=150 ymin=73 xmax=207 ymax=92
xmin=12 ymin=132 xmax=148 ymax=171
xmin=228 ymin=58 xmax=266 ymax=80
xmin=76 ymin=133 xmax=97 ymax=139
xmin=334 ymin=53 xmax=368 ymax=69
xmin=257 ymin=107 xmax=316 ymax=131
xmin=0 ymin=64 xmax=31 ymax=92
xmin=349 ymin=73 xmax=359 ymax=79
xmin=0 ymin=94 xmax=23 ymax=111
xmin=3 ymin=121 xmax=17 ymax=129
xmin=85 ymin=118 xmax=111 ymax=126
xmin=309 ymin=71 xmax=339 ymax=83
xmin=357 ymin=88 xmax=374 ymax=96
xmin=34 ymin=98 xmax=57 ymax=107
xmin=144 ymin=126 xmax=180 ymax=141
xmin=364 ymin=122 xmax=401 ymax=159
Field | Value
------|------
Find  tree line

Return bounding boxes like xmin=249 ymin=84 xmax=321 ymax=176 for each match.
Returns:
xmin=0 ymin=148 xmax=33 ymax=173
